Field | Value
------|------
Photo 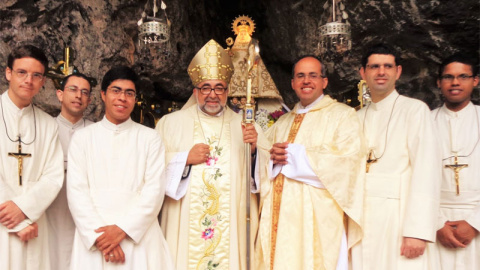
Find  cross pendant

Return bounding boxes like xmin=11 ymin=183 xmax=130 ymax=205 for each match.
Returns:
xmin=366 ymin=150 xmax=377 ymax=173
xmin=444 ymin=155 xmax=468 ymax=195
xmin=8 ymin=141 xmax=31 ymax=186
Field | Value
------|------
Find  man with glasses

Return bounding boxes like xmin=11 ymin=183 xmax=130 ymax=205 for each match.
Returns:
xmin=0 ymin=45 xmax=63 ymax=269
xmin=155 ymin=39 xmax=269 ymax=270
xmin=432 ymin=53 xmax=479 ymax=269
xmin=67 ymin=66 xmax=173 ymax=269
xmin=352 ymin=43 xmax=440 ymax=270
xmin=47 ymin=73 xmax=93 ymax=270
xmin=255 ymin=55 xmax=365 ymax=269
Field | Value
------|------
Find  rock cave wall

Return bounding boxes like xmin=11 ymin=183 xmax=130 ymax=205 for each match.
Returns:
xmin=0 ymin=0 xmax=478 ymax=121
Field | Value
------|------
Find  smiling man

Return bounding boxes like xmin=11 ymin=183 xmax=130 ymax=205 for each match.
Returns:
xmin=0 ymin=44 xmax=63 ymax=269
xmin=431 ymin=53 xmax=480 ymax=269
xmin=67 ymin=66 xmax=173 ymax=269
xmin=352 ymin=43 xmax=441 ymax=270
xmin=256 ymin=55 xmax=365 ymax=270
xmin=47 ymin=73 xmax=93 ymax=270
xmin=155 ymin=39 xmax=270 ymax=270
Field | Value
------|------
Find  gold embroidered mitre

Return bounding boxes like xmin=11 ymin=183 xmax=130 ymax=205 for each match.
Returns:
xmin=188 ymin=39 xmax=234 ymax=85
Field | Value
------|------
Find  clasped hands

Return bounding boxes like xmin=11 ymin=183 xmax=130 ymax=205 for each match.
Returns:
xmin=95 ymin=225 xmax=127 ymax=263
xmin=437 ymin=220 xmax=478 ymax=249
xmin=0 ymin=200 xmax=37 ymax=242
xmin=186 ymin=124 xmax=258 ymax=166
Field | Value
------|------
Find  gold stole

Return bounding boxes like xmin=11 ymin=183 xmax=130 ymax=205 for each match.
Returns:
xmin=188 ymin=114 xmax=231 ymax=270
xmin=270 ymin=113 xmax=306 ymax=269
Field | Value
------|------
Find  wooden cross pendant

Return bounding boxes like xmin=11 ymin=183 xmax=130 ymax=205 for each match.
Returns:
xmin=366 ymin=150 xmax=377 ymax=173
xmin=444 ymin=155 xmax=468 ymax=195
xmin=8 ymin=141 xmax=31 ymax=186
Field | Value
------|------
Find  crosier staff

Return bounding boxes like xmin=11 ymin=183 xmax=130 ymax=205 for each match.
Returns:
xmin=243 ymin=39 xmax=260 ymax=270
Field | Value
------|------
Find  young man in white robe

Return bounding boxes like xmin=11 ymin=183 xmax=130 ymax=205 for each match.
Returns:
xmin=432 ymin=53 xmax=480 ymax=269
xmin=0 ymin=45 xmax=64 ymax=269
xmin=47 ymin=73 xmax=94 ymax=270
xmin=255 ymin=55 xmax=366 ymax=270
xmin=155 ymin=39 xmax=270 ymax=270
xmin=352 ymin=43 xmax=441 ymax=270
xmin=67 ymin=66 xmax=173 ymax=269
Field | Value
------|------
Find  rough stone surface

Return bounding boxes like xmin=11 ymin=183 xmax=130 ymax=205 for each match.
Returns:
xmin=0 ymin=0 xmax=478 ymax=121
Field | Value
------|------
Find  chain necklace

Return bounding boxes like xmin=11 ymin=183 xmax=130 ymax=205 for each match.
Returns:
xmin=363 ymin=95 xmax=400 ymax=161
xmin=196 ymin=106 xmax=226 ymax=152
xmin=434 ymin=104 xmax=480 ymax=161
xmin=1 ymin=96 xmax=37 ymax=145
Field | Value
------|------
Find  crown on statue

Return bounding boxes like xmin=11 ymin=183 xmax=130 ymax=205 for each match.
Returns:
xmin=188 ymin=39 xmax=234 ymax=85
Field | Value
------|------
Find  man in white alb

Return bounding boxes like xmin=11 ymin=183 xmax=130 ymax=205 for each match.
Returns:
xmin=352 ymin=43 xmax=441 ymax=270
xmin=0 ymin=45 xmax=63 ymax=269
xmin=67 ymin=66 xmax=173 ymax=269
xmin=432 ymin=52 xmax=479 ymax=269
xmin=47 ymin=73 xmax=93 ymax=270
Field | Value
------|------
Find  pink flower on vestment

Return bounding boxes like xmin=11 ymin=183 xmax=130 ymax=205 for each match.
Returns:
xmin=206 ymin=156 xmax=218 ymax=166
xmin=202 ymin=228 xmax=214 ymax=240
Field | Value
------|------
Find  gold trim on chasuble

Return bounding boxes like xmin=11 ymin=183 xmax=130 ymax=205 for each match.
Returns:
xmin=270 ymin=113 xmax=306 ymax=269
xmin=189 ymin=117 xmax=231 ymax=270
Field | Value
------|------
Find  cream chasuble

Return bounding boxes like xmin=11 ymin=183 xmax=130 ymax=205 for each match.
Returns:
xmin=352 ymin=90 xmax=441 ymax=270
xmin=156 ymin=105 xmax=270 ymax=270
xmin=256 ymin=95 xmax=365 ymax=270
xmin=0 ymin=91 xmax=64 ymax=270
xmin=47 ymin=114 xmax=93 ymax=270
xmin=431 ymin=102 xmax=480 ymax=269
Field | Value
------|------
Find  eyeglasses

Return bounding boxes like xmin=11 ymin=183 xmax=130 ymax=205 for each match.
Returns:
xmin=195 ymin=86 xmax=227 ymax=95
xmin=108 ymin=87 xmax=136 ymax=98
xmin=366 ymin=64 xmax=396 ymax=70
xmin=65 ymin=85 xmax=90 ymax=97
xmin=294 ymin=73 xmax=325 ymax=80
xmin=440 ymin=74 xmax=475 ymax=82
xmin=12 ymin=69 xmax=44 ymax=82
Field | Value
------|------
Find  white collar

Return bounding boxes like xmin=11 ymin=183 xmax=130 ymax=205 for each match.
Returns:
xmin=297 ymin=94 xmax=324 ymax=114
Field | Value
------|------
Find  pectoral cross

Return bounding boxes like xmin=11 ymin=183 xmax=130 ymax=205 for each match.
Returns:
xmin=8 ymin=141 xmax=31 ymax=186
xmin=366 ymin=150 xmax=377 ymax=173
xmin=444 ymin=155 xmax=468 ymax=195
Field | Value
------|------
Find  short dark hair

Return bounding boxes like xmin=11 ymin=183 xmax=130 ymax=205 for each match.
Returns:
xmin=361 ymin=43 xmax=401 ymax=68
xmin=291 ymin=55 xmax=327 ymax=78
xmin=101 ymin=66 xmax=138 ymax=92
xmin=438 ymin=52 xmax=479 ymax=78
xmin=7 ymin=44 xmax=49 ymax=72
xmin=60 ymin=73 xmax=92 ymax=91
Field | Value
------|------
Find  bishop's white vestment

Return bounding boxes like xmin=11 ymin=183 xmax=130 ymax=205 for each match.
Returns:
xmin=255 ymin=95 xmax=366 ymax=270
xmin=0 ymin=91 xmax=64 ymax=270
xmin=431 ymin=102 xmax=480 ymax=269
xmin=46 ymin=114 xmax=93 ymax=270
xmin=67 ymin=117 xmax=173 ymax=270
xmin=352 ymin=90 xmax=441 ymax=270
xmin=155 ymin=104 xmax=270 ymax=270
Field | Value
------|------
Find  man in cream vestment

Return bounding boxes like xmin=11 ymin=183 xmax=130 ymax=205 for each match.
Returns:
xmin=256 ymin=55 xmax=366 ymax=270
xmin=352 ymin=43 xmax=440 ymax=270
xmin=67 ymin=66 xmax=173 ymax=269
xmin=156 ymin=39 xmax=270 ymax=270
xmin=432 ymin=53 xmax=480 ymax=269
xmin=0 ymin=45 xmax=63 ymax=269
xmin=47 ymin=73 xmax=94 ymax=270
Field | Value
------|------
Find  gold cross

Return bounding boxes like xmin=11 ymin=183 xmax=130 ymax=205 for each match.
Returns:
xmin=366 ymin=150 xmax=377 ymax=173
xmin=445 ymin=155 xmax=468 ymax=195
xmin=8 ymin=141 xmax=31 ymax=186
